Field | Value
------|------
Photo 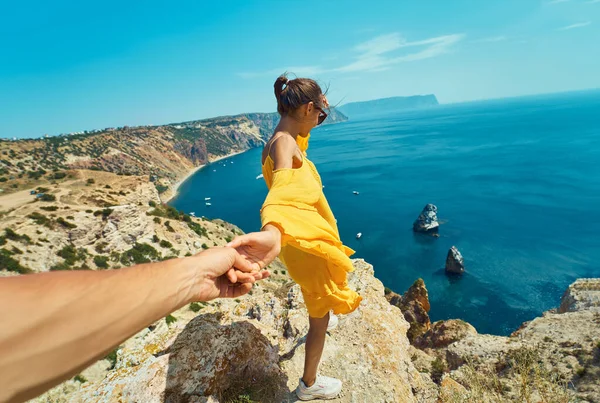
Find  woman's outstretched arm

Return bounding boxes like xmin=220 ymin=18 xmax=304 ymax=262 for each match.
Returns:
xmin=0 ymin=247 xmax=267 ymax=403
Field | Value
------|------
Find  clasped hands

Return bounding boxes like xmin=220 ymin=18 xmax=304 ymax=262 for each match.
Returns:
xmin=190 ymin=225 xmax=281 ymax=301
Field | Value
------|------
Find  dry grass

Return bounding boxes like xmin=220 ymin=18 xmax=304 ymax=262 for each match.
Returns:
xmin=444 ymin=347 xmax=573 ymax=403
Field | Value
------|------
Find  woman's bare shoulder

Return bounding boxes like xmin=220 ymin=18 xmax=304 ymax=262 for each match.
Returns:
xmin=270 ymin=133 xmax=296 ymax=155
xmin=269 ymin=132 xmax=297 ymax=169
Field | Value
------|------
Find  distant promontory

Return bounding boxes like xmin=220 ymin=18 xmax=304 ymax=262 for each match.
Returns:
xmin=338 ymin=95 xmax=439 ymax=119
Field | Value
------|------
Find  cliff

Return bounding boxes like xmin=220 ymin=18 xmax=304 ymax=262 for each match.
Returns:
xmin=338 ymin=95 xmax=439 ymax=119
xmin=2 ymin=174 xmax=598 ymax=402
xmin=0 ymin=110 xmax=347 ymax=200
xmin=2 ymin=108 xmax=599 ymax=402
xmin=0 ymin=170 xmax=253 ymax=275
xmin=45 ymin=260 xmax=432 ymax=403
xmin=394 ymin=278 xmax=600 ymax=402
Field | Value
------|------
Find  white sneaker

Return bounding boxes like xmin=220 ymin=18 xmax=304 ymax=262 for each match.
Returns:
xmin=327 ymin=312 xmax=338 ymax=331
xmin=295 ymin=374 xmax=342 ymax=400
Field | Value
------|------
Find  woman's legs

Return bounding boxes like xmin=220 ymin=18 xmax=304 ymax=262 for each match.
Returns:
xmin=302 ymin=313 xmax=330 ymax=386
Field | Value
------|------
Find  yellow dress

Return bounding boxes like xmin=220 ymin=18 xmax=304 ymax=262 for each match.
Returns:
xmin=260 ymin=134 xmax=362 ymax=318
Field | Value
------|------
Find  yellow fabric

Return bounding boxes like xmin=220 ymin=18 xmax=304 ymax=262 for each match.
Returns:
xmin=260 ymin=133 xmax=362 ymax=317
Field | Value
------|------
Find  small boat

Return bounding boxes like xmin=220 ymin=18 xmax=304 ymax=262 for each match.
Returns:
xmin=189 ymin=212 xmax=196 ymax=217
xmin=205 ymin=197 xmax=211 ymax=200
xmin=256 ymin=174 xmax=264 ymax=180
xmin=205 ymin=202 xmax=212 ymax=206
xmin=356 ymin=232 xmax=362 ymax=239
xmin=353 ymin=191 xmax=359 ymax=195
xmin=213 ymin=169 xmax=216 ymax=172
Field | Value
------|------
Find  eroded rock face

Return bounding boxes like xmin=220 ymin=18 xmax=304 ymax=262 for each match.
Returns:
xmin=558 ymin=278 xmax=600 ymax=313
xmin=414 ymin=320 xmax=477 ymax=350
xmin=67 ymin=260 xmax=431 ymax=403
xmin=413 ymin=204 xmax=439 ymax=235
xmin=445 ymin=246 xmax=464 ymax=275
xmin=386 ymin=279 xmax=432 ymax=343
xmin=174 ymin=139 xmax=208 ymax=165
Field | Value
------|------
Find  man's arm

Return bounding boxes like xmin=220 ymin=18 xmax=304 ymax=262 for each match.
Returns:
xmin=0 ymin=247 xmax=264 ymax=403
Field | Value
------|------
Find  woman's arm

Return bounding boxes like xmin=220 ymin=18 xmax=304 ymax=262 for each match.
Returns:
xmin=0 ymin=247 xmax=265 ymax=403
xmin=270 ymin=134 xmax=297 ymax=170
xmin=227 ymin=225 xmax=282 ymax=269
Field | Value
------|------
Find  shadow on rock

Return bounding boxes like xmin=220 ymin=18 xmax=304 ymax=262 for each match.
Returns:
xmin=164 ymin=312 xmax=289 ymax=403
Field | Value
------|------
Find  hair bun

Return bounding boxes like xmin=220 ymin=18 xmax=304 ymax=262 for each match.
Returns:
xmin=274 ymin=74 xmax=289 ymax=101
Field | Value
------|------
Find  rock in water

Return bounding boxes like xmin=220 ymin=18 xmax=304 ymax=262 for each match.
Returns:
xmin=445 ymin=246 xmax=464 ymax=274
xmin=413 ymin=204 xmax=439 ymax=235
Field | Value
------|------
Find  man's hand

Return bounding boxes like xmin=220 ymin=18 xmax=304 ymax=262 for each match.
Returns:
xmin=226 ymin=225 xmax=281 ymax=271
xmin=182 ymin=247 xmax=270 ymax=302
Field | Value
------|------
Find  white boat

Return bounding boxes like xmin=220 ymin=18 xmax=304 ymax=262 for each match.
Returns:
xmin=204 ymin=197 xmax=211 ymax=200
xmin=256 ymin=174 xmax=264 ymax=180
xmin=213 ymin=169 xmax=216 ymax=172
xmin=356 ymin=232 xmax=362 ymax=239
xmin=205 ymin=202 xmax=212 ymax=206
xmin=189 ymin=212 xmax=196 ymax=217
xmin=353 ymin=191 xmax=359 ymax=195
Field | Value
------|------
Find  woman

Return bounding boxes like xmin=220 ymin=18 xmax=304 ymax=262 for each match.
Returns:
xmin=259 ymin=74 xmax=362 ymax=400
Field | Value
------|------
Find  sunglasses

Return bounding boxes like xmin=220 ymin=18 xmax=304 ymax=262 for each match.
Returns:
xmin=315 ymin=106 xmax=328 ymax=125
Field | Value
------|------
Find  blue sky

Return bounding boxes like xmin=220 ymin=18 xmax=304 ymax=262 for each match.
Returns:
xmin=1 ymin=0 xmax=599 ymax=138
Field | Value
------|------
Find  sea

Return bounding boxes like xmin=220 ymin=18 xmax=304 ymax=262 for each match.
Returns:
xmin=170 ymin=90 xmax=600 ymax=336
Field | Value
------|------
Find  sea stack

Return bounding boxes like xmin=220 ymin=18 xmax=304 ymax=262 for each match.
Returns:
xmin=413 ymin=204 xmax=440 ymax=235
xmin=445 ymin=246 xmax=464 ymax=275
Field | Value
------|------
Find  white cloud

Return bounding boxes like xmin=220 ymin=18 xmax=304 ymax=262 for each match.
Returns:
xmin=472 ymin=36 xmax=507 ymax=43
xmin=333 ymin=33 xmax=465 ymax=73
xmin=237 ymin=32 xmax=465 ymax=78
xmin=586 ymin=0 xmax=600 ymax=3
xmin=557 ymin=21 xmax=592 ymax=30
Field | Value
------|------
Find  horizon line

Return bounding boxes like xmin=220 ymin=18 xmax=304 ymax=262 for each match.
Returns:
xmin=1 ymin=86 xmax=598 ymax=141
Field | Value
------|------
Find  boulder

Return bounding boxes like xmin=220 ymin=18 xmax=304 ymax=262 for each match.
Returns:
xmin=445 ymin=246 xmax=464 ymax=275
xmin=412 ymin=204 xmax=439 ymax=235
xmin=414 ymin=319 xmax=477 ymax=350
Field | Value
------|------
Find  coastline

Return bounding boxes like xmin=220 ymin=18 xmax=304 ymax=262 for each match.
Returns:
xmin=163 ymin=149 xmax=247 ymax=203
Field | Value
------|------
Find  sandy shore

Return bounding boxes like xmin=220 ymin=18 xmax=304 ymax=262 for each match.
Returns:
xmin=164 ymin=150 xmax=247 ymax=202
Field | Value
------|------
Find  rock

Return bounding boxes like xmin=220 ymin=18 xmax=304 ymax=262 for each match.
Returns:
xmin=446 ymin=333 xmax=523 ymax=370
xmin=413 ymin=204 xmax=439 ymax=235
xmin=558 ymin=278 xmax=600 ymax=313
xmin=409 ymin=345 xmax=436 ymax=374
xmin=445 ymin=246 xmax=464 ymax=275
xmin=445 ymin=300 xmax=600 ymax=402
xmin=402 ymin=278 xmax=431 ymax=312
xmin=415 ymin=319 xmax=477 ymax=350
xmin=386 ymin=279 xmax=431 ymax=343
xmin=438 ymin=375 xmax=468 ymax=402
xmin=67 ymin=260 xmax=431 ymax=403
xmin=72 ymin=313 xmax=287 ymax=403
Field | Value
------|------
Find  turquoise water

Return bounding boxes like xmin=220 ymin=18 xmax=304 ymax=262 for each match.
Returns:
xmin=171 ymin=90 xmax=600 ymax=335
